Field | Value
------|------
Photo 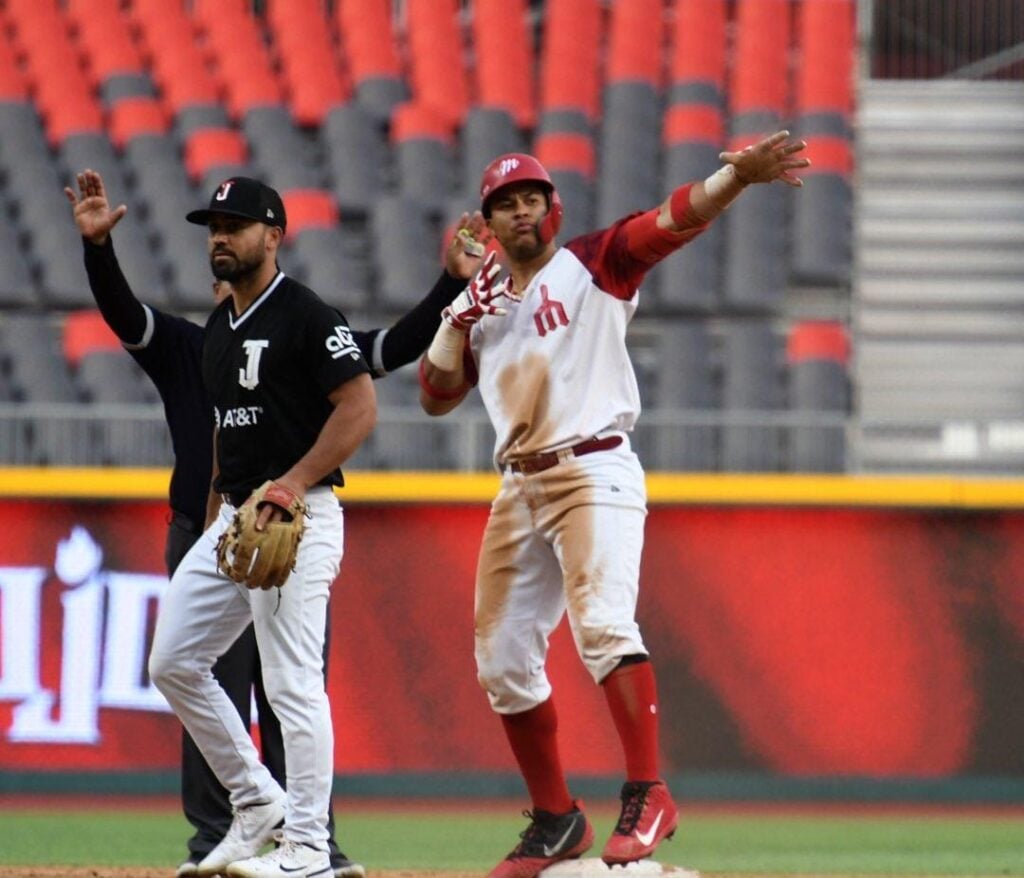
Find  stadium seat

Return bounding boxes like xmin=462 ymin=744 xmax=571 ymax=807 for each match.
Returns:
xmin=721 ymin=320 xmax=784 ymax=472
xmin=0 ymin=214 xmax=38 ymax=307
xmin=264 ymin=0 xmax=349 ymax=126
xmin=540 ymin=0 xmax=603 ymax=123
xmin=334 ymin=0 xmax=407 ymax=123
xmin=371 ymin=195 xmax=441 ymax=309
xmin=460 ymin=107 xmax=526 ymax=198
xmin=0 ymin=28 xmax=29 ymax=100
xmin=653 ymin=321 xmax=719 ymax=470
xmin=654 ymin=103 xmax=726 ymax=312
xmin=320 ymin=102 xmax=388 ymax=219
xmin=786 ymin=321 xmax=850 ymax=472
xmin=722 ymin=0 xmax=793 ymax=310
xmin=471 ymin=0 xmax=535 ymax=128
xmin=535 ymin=131 xmax=596 ymax=241
xmin=288 ymin=227 xmax=371 ymax=314
xmin=405 ymin=0 xmax=469 ymax=128
xmin=391 ymin=102 xmax=455 ymax=213
xmin=63 ymin=310 xmax=122 ymax=368
xmin=791 ymin=0 xmax=855 ymax=286
xmin=281 ymin=190 xmax=340 ymax=239
xmin=184 ymin=128 xmax=249 ymax=184
xmin=241 ymin=106 xmax=325 ymax=191
xmin=67 ymin=0 xmax=145 ymax=90
xmin=108 ymin=96 xmax=170 ymax=150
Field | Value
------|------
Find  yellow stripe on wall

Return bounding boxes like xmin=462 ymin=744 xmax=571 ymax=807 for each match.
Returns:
xmin=0 ymin=468 xmax=1023 ymax=509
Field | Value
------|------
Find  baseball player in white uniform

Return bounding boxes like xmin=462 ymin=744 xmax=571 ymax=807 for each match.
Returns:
xmin=419 ymin=132 xmax=809 ymax=878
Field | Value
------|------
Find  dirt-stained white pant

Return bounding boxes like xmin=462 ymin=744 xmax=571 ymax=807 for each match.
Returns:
xmin=475 ymin=436 xmax=649 ymax=714
xmin=149 ymin=486 xmax=342 ymax=849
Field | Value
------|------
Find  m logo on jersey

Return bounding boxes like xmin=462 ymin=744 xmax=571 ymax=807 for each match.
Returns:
xmin=533 ymin=284 xmax=569 ymax=337
xmin=326 ymin=325 xmax=360 ymax=360
xmin=238 ymin=339 xmax=269 ymax=389
xmin=498 ymin=157 xmax=520 ymax=177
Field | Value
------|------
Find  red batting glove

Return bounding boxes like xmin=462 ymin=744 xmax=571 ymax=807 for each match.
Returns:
xmin=442 ymin=250 xmax=506 ymax=332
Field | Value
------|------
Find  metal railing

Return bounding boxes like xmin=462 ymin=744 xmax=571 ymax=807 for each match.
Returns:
xmin=1 ymin=402 xmax=851 ymax=474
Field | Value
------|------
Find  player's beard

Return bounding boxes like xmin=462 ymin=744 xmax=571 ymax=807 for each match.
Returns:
xmin=210 ymin=240 xmax=265 ymax=283
xmin=501 ymin=224 xmax=546 ymax=262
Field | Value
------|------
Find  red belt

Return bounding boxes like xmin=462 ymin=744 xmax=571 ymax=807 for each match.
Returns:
xmin=505 ymin=435 xmax=623 ymax=475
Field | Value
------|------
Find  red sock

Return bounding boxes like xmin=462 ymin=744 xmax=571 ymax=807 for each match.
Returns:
xmin=602 ymin=660 xmax=661 ymax=782
xmin=500 ymin=699 xmax=574 ymax=814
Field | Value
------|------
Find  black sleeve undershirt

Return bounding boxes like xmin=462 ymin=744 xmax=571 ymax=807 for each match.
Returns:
xmin=81 ymin=237 xmax=148 ymax=344
xmin=377 ymin=269 xmax=466 ymax=372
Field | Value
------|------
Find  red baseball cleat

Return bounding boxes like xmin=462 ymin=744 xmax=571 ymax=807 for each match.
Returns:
xmin=601 ymin=780 xmax=679 ymax=865
xmin=488 ymin=803 xmax=594 ymax=878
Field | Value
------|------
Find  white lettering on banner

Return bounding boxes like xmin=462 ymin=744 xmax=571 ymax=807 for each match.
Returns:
xmin=0 ymin=526 xmax=173 ymax=747
xmin=0 ymin=568 xmax=46 ymax=698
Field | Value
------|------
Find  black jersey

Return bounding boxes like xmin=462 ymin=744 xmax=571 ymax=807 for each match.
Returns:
xmin=203 ymin=272 xmax=371 ymax=496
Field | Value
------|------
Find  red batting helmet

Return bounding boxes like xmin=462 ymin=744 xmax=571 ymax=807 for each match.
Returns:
xmin=479 ymin=153 xmax=563 ymax=244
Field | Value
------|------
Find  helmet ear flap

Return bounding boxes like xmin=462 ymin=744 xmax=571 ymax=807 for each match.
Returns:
xmin=538 ymin=188 xmax=563 ymax=244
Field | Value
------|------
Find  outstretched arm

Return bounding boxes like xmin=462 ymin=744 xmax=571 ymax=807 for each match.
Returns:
xmin=666 ymin=130 xmax=810 ymax=228
xmin=64 ymin=169 xmax=148 ymax=344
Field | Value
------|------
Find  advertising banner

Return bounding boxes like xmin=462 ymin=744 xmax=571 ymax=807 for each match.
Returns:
xmin=0 ymin=499 xmax=1021 ymax=778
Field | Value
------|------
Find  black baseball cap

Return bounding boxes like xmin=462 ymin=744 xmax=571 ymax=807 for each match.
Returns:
xmin=186 ymin=177 xmax=287 ymax=232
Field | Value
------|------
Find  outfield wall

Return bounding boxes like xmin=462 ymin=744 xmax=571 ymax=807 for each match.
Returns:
xmin=0 ymin=470 xmax=1022 ymax=798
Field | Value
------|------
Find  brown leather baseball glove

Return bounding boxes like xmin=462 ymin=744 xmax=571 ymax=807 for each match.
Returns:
xmin=216 ymin=480 xmax=307 ymax=590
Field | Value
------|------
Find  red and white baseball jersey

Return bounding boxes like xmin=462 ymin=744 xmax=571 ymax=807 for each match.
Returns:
xmin=467 ymin=218 xmax=659 ymax=467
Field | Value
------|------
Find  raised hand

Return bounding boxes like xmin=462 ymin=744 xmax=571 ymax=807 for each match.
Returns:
xmin=720 ymin=130 xmax=811 ymax=187
xmin=63 ymin=169 xmax=128 ymax=244
xmin=445 ymin=210 xmax=493 ymax=280
xmin=442 ymin=249 xmax=506 ymax=332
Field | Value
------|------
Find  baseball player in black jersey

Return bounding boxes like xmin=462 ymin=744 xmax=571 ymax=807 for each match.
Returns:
xmin=65 ymin=170 xmax=488 ymax=878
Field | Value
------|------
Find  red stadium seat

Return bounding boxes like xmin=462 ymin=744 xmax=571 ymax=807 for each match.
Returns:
xmin=669 ymin=0 xmax=728 ymax=91
xmin=796 ymin=0 xmax=855 ymax=115
xmin=471 ymin=0 xmax=535 ymax=128
xmin=63 ymin=310 xmax=123 ymax=368
xmin=44 ymin=98 xmax=105 ymax=146
xmin=192 ymin=0 xmax=285 ymax=119
xmin=405 ymin=0 xmax=468 ymax=127
xmin=535 ymin=132 xmax=596 ymax=178
xmin=662 ymin=104 xmax=725 ymax=146
xmin=730 ymin=0 xmax=792 ymax=119
xmin=108 ymin=96 xmax=170 ymax=149
xmin=540 ymin=0 xmax=603 ymax=119
xmin=605 ymin=0 xmax=664 ymax=87
xmin=390 ymin=102 xmax=454 ymax=145
xmin=66 ymin=0 xmax=144 ymax=85
xmin=335 ymin=0 xmax=403 ymax=80
xmin=281 ymin=189 xmax=341 ymax=239
xmin=184 ymin=128 xmax=248 ymax=183
xmin=0 ymin=27 xmax=28 ymax=100
xmin=265 ymin=0 xmax=349 ymax=125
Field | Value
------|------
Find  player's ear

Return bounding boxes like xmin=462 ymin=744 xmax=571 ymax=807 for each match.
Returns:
xmin=265 ymin=224 xmax=284 ymax=251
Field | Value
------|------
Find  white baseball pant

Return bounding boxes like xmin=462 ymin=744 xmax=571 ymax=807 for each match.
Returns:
xmin=149 ymin=486 xmax=343 ymax=848
xmin=475 ymin=436 xmax=649 ymax=714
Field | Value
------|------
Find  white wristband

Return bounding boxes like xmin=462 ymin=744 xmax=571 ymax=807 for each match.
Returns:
xmin=703 ymin=165 xmax=746 ymax=210
xmin=427 ymin=321 xmax=466 ymax=372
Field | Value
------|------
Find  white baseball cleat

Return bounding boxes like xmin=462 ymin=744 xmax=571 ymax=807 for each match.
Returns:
xmin=226 ymin=839 xmax=332 ymax=877
xmin=195 ymin=797 xmax=286 ymax=876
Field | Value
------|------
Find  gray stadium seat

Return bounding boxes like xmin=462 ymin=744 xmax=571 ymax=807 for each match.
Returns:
xmin=354 ymin=76 xmax=408 ymax=125
xmin=174 ymin=104 xmax=232 ymax=143
xmin=721 ymin=321 xmax=783 ymax=471
xmin=287 ymin=227 xmax=371 ymax=314
xmin=321 ymin=103 xmax=389 ymax=219
xmin=100 ymin=72 xmax=157 ymax=106
xmin=652 ymin=141 xmax=723 ymax=312
xmin=395 ymin=136 xmax=455 ymax=216
xmin=596 ymin=83 xmax=662 ymax=227
xmin=460 ymin=107 xmax=525 ymax=198
xmin=371 ymin=195 xmax=441 ymax=310
xmin=548 ymin=170 xmax=594 ymax=243
xmin=791 ymin=175 xmax=852 ymax=287
xmin=241 ymin=106 xmax=325 ymax=191
xmin=0 ymin=215 xmax=38 ymax=307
